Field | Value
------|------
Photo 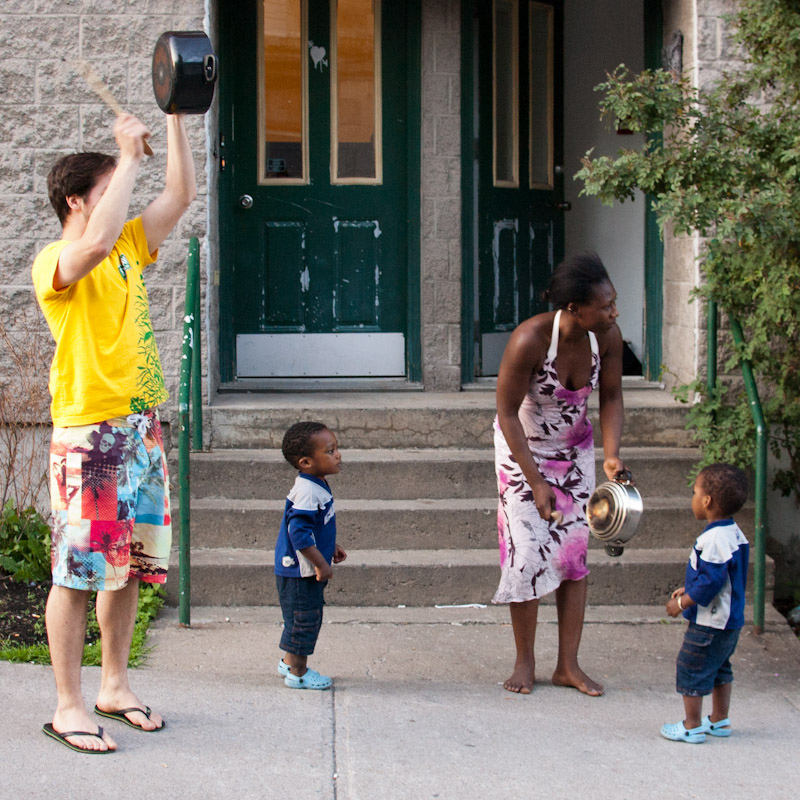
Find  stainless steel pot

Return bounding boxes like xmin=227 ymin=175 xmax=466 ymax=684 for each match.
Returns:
xmin=152 ymin=31 xmax=217 ymax=114
xmin=587 ymin=470 xmax=643 ymax=557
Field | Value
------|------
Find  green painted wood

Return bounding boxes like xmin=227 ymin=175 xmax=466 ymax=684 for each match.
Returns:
xmin=643 ymin=0 xmax=664 ymax=380
xmin=218 ymin=0 xmax=418 ymax=378
xmin=476 ymin=0 xmax=564 ymax=375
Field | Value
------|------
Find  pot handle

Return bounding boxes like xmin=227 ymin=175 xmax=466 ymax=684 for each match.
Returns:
xmin=203 ymin=54 xmax=217 ymax=83
xmin=614 ymin=469 xmax=634 ymax=485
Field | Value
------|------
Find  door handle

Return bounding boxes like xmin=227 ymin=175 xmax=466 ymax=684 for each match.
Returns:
xmin=239 ymin=194 xmax=254 ymax=209
xmin=554 ymin=201 xmax=572 ymax=211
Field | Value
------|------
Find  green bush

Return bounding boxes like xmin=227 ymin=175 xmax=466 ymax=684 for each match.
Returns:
xmin=0 ymin=500 xmax=51 ymax=583
xmin=576 ymin=0 xmax=800 ymax=502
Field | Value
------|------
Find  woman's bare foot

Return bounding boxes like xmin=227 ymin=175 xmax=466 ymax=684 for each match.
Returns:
xmin=503 ymin=659 xmax=535 ymax=694
xmin=552 ymin=667 xmax=604 ymax=696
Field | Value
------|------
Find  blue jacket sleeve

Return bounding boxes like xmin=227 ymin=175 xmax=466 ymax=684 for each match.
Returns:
xmin=687 ymin=555 xmax=729 ymax=607
xmin=286 ymin=507 xmax=318 ymax=552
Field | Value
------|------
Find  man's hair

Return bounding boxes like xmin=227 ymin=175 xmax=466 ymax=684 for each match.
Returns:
xmin=282 ymin=421 xmax=330 ymax=469
xmin=697 ymin=463 xmax=749 ymax=517
xmin=47 ymin=152 xmax=117 ymax=226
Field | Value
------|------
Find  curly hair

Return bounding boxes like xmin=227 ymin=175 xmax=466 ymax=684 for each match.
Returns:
xmin=546 ymin=252 xmax=611 ymax=309
xmin=281 ymin=421 xmax=330 ymax=468
xmin=697 ymin=463 xmax=749 ymax=517
xmin=47 ymin=152 xmax=117 ymax=226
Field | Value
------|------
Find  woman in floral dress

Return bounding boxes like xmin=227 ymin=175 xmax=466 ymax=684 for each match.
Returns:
xmin=494 ymin=253 xmax=626 ymax=696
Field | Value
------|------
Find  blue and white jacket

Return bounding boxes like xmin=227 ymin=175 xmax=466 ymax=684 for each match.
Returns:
xmin=683 ymin=518 xmax=749 ymax=630
xmin=274 ymin=473 xmax=336 ymax=578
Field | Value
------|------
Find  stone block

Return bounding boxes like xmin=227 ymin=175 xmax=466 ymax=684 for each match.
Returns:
xmin=434 ymin=115 xmax=461 ymax=158
xmin=434 ymin=281 xmax=461 ymax=326
xmin=0 ymin=15 xmax=79 ymax=55
xmin=0 ymin=197 xmax=50 ymax=239
xmin=433 ymin=195 xmax=460 ymax=240
xmin=0 ymin=151 xmax=34 ymax=195
xmin=422 ymin=156 xmax=460 ymax=197
xmin=0 ymin=59 xmax=36 ymax=105
xmin=697 ymin=16 xmax=720 ymax=62
xmin=145 ymin=286 xmax=175 ymax=332
xmin=423 ymin=323 xmax=451 ymax=367
xmin=421 ymin=238 xmax=450 ymax=283
xmin=0 ymin=241 xmax=37 ymax=285
xmin=421 ymin=280 xmax=437 ymax=325
xmin=434 ymin=31 xmax=460 ymax=75
xmin=423 ymin=72 xmax=450 ymax=113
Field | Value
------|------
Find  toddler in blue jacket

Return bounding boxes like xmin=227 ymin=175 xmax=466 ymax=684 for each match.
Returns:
xmin=275 ymin=421 xmax=347 ymax=690
xmin=661 ymin=463 xmax=749 ymax=743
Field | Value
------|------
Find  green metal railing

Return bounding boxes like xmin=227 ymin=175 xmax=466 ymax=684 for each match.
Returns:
xmin=177 ymin=237 xmax=203 ymax=627
xmin=707 ymin=300 xmax=767 ymax=633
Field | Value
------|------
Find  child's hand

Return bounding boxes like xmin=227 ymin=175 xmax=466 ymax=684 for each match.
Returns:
xmin=315 ymin=562 xmax=333 ymax=582
xmin=333 ymin=544 xmax=347 ymax=564
xmin=666 ymin=587 xmax=685 ymax=617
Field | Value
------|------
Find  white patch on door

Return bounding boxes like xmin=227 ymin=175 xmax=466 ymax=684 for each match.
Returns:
xmin=309 ymin=41 xmax=328 ymax=71
xmin=300 ymin=266 xmax=310 ymax=292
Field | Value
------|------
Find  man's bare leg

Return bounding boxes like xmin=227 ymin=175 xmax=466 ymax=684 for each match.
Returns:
xmin=551 ymin=578 xmax=604 ymax=696
xmin=94 ymin=578 xmax=163 ymax=730
xmin=504 ymin=599 xmax=538 ymax=693
xmin=45 ymin=585 xmax=117 ymax=751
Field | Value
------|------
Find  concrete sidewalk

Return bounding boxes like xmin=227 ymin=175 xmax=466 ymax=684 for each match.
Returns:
xmin=2 ymin=605 xmax=798 ymax=800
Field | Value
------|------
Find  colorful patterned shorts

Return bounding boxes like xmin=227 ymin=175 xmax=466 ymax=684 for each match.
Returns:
xmin=48 ymin=410 xmax=171 ymax=591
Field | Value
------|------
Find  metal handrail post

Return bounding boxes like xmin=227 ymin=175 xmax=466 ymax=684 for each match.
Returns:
xmin=707 ymin=299 xmax=717 ymax=395
xmin=191 ymin=269 xmax=203 ymax=450
xmin=729 ymin=316 xmax=767 ymax=634
xmin=177 ymin=236 xmax=200 ymax=627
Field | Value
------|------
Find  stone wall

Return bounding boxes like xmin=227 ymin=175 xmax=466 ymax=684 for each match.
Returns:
xmin=0 ymin=1 xmax=209 ymax=425
xmin=660 ymin=0 xmax=742 ymax=389
xmin=420 ymin=0 xmax=462 ymax=390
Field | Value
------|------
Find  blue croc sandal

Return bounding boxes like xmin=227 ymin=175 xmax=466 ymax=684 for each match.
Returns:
xmin=660 ymin=721 xmax=706 ymax=744
xmin=701 ymin=716 xmax=732 ymax=737
xmin=284 ymin=667 xmax=332 ymax=690
xmin=278 ymin=659 xmax=291 ymax=677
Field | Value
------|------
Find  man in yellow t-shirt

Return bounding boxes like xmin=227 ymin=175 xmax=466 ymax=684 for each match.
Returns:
xmin=31 ymin=112 xmax=196 ymax=755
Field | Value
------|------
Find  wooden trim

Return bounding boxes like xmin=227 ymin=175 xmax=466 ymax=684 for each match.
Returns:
xmin=493 ymin=0 xmax=519 ymax=188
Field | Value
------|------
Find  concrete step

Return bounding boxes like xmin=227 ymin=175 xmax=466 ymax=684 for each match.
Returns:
xmin=180 ymin=496 xmax=755 ymax=551
xmin=184 ymin=446 xmax=700 ymax=500
xmin=202 ymin=386 xmax=692 ymax=449
xmin=166 ymin=548 xmax=773 ymax=607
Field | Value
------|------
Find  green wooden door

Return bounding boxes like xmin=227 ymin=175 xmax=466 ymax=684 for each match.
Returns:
xmin=477 ymin=0 xmax=564 ymax=375
xmin=219 ymin=0 xmax=414 ymax=379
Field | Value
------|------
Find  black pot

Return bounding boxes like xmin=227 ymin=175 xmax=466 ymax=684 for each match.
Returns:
xmin=152 ymin=31 xmax=217 ymax=114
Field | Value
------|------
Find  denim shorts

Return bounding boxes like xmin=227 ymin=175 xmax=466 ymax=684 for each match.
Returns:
xmin=676 ymin=623 xmax=740 ymax=697
xmin=276 ymin=575 xmax=327 ymax=656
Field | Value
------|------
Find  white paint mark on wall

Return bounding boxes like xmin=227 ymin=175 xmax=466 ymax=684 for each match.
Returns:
xmin=373 ymin=221 xmax=382 ymax=238
xmin=300 ymin=267 xmax=310 ymax=292
xmin=333 ymin=217 xmax=339 ymax=232
xmin=332 ymin=289 xmax=337 ymax=318
xmin=309 ymin=41 xmax=328 ymax=71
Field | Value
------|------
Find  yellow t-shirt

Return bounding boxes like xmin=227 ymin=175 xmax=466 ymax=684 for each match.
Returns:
xmin=32 ymin=218 xmax=169 ymax=427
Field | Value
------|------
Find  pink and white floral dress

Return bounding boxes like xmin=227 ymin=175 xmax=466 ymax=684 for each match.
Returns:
xmin=493 ymin=310 xmax=599 ymax=603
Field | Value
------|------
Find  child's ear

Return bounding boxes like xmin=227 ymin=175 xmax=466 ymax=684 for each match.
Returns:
xmin=297 ymin=454 xmax=313 ymax=471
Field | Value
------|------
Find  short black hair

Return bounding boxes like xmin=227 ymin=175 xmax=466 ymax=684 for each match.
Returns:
xmin=546 ymin=252 xmax=611 ymax=309
xmin=697 ymin=463 xmax=748 ymax=517
xmin=281 ymin=421 xmax=330 ymax=469
xmin=47 ymin=152 xmax=117 ymax=226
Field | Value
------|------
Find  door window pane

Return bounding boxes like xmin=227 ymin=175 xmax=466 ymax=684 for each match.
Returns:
xmin=333 ymin=0 xmax=381 ymax=182
xmin=493 ymin=0 xmax=518 ymax=187
xmin=529 ymin=2 xmax=553 ymax=188
xmin=260 ymin=0 xmax=308 ymax=183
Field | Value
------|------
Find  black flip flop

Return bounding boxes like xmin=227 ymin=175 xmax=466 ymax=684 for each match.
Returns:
xmin=42 ymin=723 xmax=113 ymax=754
xmin=94 ymin=704 xmax=166 ymax=731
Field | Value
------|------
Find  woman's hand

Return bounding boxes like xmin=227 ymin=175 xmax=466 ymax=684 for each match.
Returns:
xmin=532 ymin=479 xmax=556 ymax=520
xmin=602 ymin=456 xmax=626 ymax=482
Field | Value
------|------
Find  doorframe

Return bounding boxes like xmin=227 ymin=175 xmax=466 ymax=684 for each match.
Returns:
xmin=643 ymin=0 xmax=664 ymax=381
xmin=217 ymin=0 xmax=422 ymax=384
xmin=460 ymin=0 xmax=476 ymax=384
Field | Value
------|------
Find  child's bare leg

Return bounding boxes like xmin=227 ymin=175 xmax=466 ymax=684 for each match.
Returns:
xmin=504 ymin=599 xmax=538 ymax=694
xmin=709 ymin=682 xmax=732 ymax=724
xmin=283 ymin=652 xmax=308 ymax=676
xmin=682 ymin=694 xmax=703 ymax=729
xmin=551 ymin=578 xmax=604 ymax=696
